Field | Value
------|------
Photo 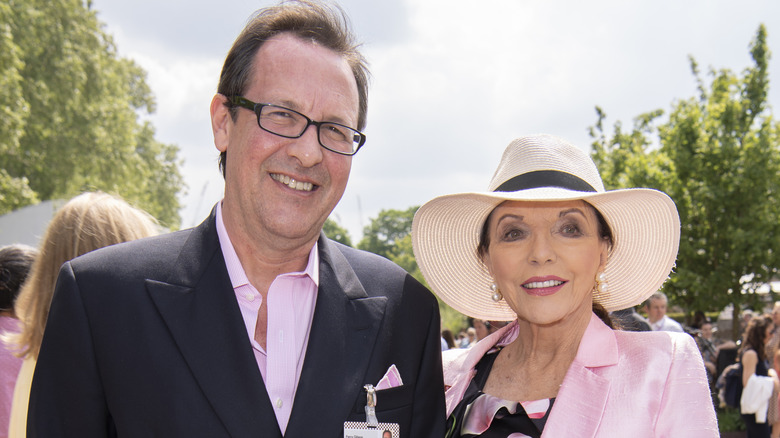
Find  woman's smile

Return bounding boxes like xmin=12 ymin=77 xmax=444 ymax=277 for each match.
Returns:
xmin=522 ymin=276 xmax=566 ymax=296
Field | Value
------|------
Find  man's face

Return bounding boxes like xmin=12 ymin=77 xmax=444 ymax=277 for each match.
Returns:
xmin=383 ymin=432 xmax=392 ymax=438
xmin=647 ymin=298 xmax=667 ymax=323
xmin=212 ymin=33 xmax=359 ymax=248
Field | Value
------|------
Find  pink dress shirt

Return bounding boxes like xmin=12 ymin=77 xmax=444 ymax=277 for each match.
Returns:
xmin=442 ymin=313 xmax=719 ymax=437
xmin=216 ymin=202 xmax=318 ymax=434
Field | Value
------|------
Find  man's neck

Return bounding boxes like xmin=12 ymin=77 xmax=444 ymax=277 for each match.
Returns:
xmin=220 ymin=203 xmax=317 ymax=293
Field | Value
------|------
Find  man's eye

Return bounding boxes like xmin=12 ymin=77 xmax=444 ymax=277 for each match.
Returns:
xmin=267 ymin=109 xmax=294 ymax=119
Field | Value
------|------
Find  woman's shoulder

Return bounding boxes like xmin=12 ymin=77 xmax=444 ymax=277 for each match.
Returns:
xmin=612 ymin=329 xmax=700 ymax=359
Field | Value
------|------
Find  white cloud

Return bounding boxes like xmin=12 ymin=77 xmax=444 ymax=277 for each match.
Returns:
xmin=92 ymin=0 xmax=780 ymax=240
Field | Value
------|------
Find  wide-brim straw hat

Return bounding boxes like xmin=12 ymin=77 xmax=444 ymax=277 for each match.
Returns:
xmin=411 ymin=134 xmax=680 ymax=321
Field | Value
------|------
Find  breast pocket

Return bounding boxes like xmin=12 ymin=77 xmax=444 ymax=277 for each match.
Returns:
xmin=374 ymin=385 xmax=413 ymax=412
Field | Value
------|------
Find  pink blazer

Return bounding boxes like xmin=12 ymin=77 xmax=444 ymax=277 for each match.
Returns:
xmin=443 ymin=313 xmax=719 ymax=437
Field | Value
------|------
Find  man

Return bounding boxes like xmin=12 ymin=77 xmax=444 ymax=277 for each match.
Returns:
xmin=27 ymin=2 xmax=445 ymax=437
xmin=644 ymin=291 xmax=684 ymax=332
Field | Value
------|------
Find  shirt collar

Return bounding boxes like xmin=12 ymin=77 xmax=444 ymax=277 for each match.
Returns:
xmin=215 ymin=201 xmax=319 ymax=288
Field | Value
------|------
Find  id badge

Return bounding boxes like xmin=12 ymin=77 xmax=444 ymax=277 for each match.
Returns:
xmin=343 ymin=422 xmax=399 ymax=438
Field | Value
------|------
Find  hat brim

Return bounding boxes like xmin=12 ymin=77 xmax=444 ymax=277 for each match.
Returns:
xmin=412 ymin=187 xmax=680 ymax=320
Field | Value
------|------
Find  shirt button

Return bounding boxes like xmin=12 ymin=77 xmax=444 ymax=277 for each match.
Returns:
xmin=276 ymin=398 xmax=283 ymax=408
xmin=245 ymin=293 xmax=255 ymax=301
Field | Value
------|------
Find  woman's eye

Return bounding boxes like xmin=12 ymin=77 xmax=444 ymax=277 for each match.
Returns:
xmin=501 ymin=228 xmax=525 ymax=241
xmin=560 ymin=223 xmax=582 ymax=236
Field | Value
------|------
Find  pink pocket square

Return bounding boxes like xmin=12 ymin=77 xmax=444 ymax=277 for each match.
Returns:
xmin=376 ymin=364 xmax=403 ymax=390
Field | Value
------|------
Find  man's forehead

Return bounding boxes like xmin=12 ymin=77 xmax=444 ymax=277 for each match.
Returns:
xmin=247 ymin=33 xmax=358 ymax=122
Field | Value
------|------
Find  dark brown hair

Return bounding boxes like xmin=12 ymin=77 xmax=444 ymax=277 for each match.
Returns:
xmin=217 ymin=0 xmax=370 ymax=177
xmin=0 ymin=244 xmax=37 ymax=313
xmin=741 ymin=313 xmax=773 ymax=360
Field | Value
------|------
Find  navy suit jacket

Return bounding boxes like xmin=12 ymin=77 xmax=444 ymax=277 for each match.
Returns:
xmin=28 ymin=209 xmax=445 ymax=437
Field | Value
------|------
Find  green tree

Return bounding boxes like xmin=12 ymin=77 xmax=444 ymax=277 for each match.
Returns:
xmin=0 ymin=170 xmax=38 ymax=212
xmin=358 ymin=207 xmax=468 ymax=331
xmin=591 ymin=25 xmax=780 ymax=338
xmin=0 ymin=0 xmax=184 ymax=227
xmin=323 ymin=217 xmax=352 ymax=247
xmin=357 ymin=206 xmax=419 ymax=260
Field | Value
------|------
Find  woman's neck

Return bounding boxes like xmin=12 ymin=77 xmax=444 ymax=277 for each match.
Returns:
xmin=506 ymin=309 xmax=591 ymax=368
xmin=482 ymin=309 xmax=592 ymax=402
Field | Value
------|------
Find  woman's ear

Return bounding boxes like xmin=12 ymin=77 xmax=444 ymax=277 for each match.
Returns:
xmin=598 ymin=238 xmax=609 ymax=272
xmin=481 ymin=251 xmax=494 ymax=278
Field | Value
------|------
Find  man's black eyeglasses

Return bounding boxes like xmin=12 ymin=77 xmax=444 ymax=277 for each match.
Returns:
xmin=229 ymin=96 xmax=366 ymax=156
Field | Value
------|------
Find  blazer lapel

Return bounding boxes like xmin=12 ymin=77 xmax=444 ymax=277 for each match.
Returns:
xmin=146 ymin=211 xmax=282 ymax=438
xmin=543 ymin=363 xmax=610 ymax=437
xmin=542 ymin=314 xmax=618 ymax=437
xmin=285 ymin=236 xmax=387 ymax=438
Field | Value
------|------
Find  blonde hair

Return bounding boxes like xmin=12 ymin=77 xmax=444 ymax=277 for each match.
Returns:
xmin=8 ymin=192 xmax=159 ymax=359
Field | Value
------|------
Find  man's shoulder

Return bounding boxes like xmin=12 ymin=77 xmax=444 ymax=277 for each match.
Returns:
xmin=325 ymin=239 xmax=409 ymax=276
xmin=71 ymin=228 xmax=194 ymax=274
xmin=614 ymin=327 xmax=698 ymax=361
xmin=323 ymin=239 xmax=435 ymax=301
xmin=663 ymin=316 xmax=685 ymax=331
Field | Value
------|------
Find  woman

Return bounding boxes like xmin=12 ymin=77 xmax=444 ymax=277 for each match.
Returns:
xmin=740 ymin=314 xmax=779 ymax=437
xmin=412 ymin=135 xmax=718 ymax=437
xmin=0 ymin=244 xmax=37 ymax=436
xmin=6 ymin=192 xmax=159 ymax=437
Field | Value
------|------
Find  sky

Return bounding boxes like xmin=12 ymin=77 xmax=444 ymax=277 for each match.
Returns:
xmin=90 ymin=0 xmax=780 ymax=241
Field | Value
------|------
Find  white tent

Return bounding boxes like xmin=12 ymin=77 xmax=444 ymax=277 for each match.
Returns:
xmin=0 ymin=200 xmax=65 ymax=248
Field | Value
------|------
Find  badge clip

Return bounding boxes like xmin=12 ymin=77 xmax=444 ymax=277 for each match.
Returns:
xmin=364 ymin=384 xmax=379 ymax=427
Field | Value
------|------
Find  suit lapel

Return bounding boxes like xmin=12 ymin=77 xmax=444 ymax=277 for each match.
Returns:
xmin=285 ymin=237 xmax=387 ymax=438
xmin=146 ymin=211 xmax=282 ymax=438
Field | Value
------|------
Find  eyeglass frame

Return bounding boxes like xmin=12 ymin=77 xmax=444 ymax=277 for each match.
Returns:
xmin=227 ymin=95 xmax=366 ymax=156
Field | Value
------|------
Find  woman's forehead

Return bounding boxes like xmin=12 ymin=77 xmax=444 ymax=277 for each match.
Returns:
xmin=492 ymin=199 xmax=595 ymax=217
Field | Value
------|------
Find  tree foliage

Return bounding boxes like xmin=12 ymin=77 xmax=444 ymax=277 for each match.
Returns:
xmin=0 ymin=0 xmax=184 ymax=227
xmin=357 ymin=206 xmax=418 ymax=260
xmin=323 ymin=217 xmax=353 ymax=247
xmin=358 ymin=207 xmax=468 ymax=331
xmin=591 ymin=25 xmax=780 ymax=337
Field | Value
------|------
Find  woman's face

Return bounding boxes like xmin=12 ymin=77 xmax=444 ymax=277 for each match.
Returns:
xmin=482 ymin=200 xmax=609 ymax=326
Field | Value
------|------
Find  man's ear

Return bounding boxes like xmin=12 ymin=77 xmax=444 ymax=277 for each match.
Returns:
xmin=211 ymin=94 xmax=231 ymax=153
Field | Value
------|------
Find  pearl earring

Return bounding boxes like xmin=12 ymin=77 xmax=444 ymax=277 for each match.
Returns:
xmin=595 ymin=272 xmax=608 ymax=294
xmin=490 ymin=283 xmax=503 ymax=302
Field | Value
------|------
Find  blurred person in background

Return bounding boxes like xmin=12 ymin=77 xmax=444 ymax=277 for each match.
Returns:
xmin=442 ymin=330 xmax=457 ymax=350
xmin=7 ymin=192 xmax=158 ymax=437
xmin=0 ymin=244 xmax=37 ymax=438
xmin=739 ymin=314 xmax=779 ymax=438
xmin=645 ymin=291 xmax=684 ymax=333
xmin=473 ymin=319 xmax=507 ymax=341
